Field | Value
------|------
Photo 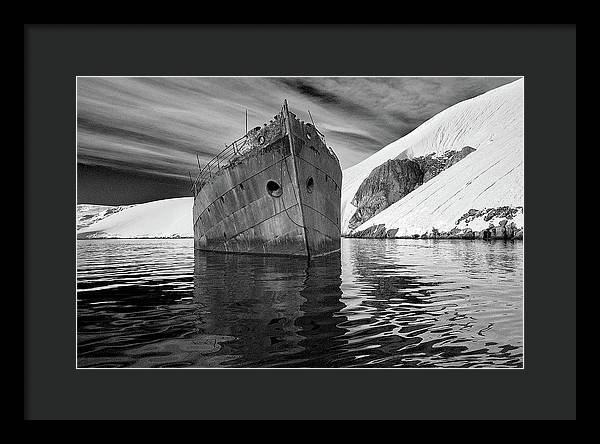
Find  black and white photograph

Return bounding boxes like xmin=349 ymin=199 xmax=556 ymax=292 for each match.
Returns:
xmin=76 ymin=76 xmax=525 ymax=368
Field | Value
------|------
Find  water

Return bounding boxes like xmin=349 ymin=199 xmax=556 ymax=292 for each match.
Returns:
xmin=77 ymin=238 xmax=523 ymax=368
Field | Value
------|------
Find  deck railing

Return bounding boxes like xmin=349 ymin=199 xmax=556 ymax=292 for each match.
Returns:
xmin=190 ymin=134 xmax=253 ymax=195
xmin=190 ymin=111 xmax=337 ymax=195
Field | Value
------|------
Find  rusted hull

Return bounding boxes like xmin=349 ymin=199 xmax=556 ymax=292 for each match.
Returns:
xmin=192 ymin=107 xmax=341 ymax=259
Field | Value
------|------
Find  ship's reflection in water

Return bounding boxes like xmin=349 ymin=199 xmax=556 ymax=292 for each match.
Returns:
xmin=77 ymin=238 xmax=523 ymax=368
xmin=193 ymin=252 xmax=346 ymax=367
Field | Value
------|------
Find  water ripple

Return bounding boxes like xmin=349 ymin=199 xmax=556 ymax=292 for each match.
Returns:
xmin=77 ymin=238 xmax=523 ymax=368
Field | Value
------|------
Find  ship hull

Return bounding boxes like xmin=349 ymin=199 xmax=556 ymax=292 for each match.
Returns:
xmin=192 ymin=108 xmax=341 ymax=259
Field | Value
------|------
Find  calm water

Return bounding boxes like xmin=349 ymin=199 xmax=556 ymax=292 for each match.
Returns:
xmin=77 ymin=238 xmax=523 ymax=368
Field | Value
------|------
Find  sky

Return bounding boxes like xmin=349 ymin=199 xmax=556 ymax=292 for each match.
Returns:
xmin=77 ymin=76 xmax=520 ymax=205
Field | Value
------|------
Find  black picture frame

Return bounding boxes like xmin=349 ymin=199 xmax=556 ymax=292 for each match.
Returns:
xmin=24 ymin=24 xmax=576 ymax=420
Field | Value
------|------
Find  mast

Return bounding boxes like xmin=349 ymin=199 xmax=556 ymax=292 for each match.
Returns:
xmin=283 ymin=99 xmax=292 ymax=149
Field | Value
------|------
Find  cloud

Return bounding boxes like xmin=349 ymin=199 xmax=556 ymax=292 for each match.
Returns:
xmin=77 ymin=76 xmax=520 ymax=203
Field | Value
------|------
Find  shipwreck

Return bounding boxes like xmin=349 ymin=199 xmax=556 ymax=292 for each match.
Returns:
xmin=191 ymin=100 xmax=342 ymax=259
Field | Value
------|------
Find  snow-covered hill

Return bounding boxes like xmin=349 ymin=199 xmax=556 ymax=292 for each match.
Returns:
xmin=77 ymin=197 xmax=193 ymax=239
xmin=341 ymin=78 xmax=524 ymax=236
xmin=76 ymin=204 xmax=134 ymax=231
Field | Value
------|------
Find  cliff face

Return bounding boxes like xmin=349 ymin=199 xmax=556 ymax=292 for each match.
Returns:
xmin=348 ymin=159 xmax=423 ymax=229
xmin=348 ymin=147 xmax=476 ymax=230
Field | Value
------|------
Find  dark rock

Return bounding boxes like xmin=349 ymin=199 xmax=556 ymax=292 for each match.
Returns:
xmin=414 ymin=146 xmax=476 ymax=183
xmin=373 ymin=224 xmax=388 ymax=238
xmin=492 ymin=227 xmax=500 ymax=239
xmin=386 ymin=228 xmax=399 ymax=238
xmin=505 ymin=221 xmax=516 ymax=238
xmin=484 ymin=206 xmax=522 ymax=221
xmin=456 ymin=208 xmax=482 ymax=225
xmin=443 ymin=146 xmax=476 ymax=169
xmin=456 ymin=206 xmax=523 ymax=227
xmin=469 ymin=221 xmax=525 ymax=240
xmin=462 ymin=228 xmax=475 ymax=239
xmin=349 ymin=159 xmax=423 ymax=229
xmin=413 ymin=154 xmax=446 ymax=183
xmin=351 ymin=224 xmax=388 ymax=238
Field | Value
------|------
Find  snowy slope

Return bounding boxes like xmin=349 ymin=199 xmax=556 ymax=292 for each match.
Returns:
xmin=341 ymin=78 xmax=524 ymax=234
xmin=76 ymin=204 xmax=133 ymax=231
xmin=352 ymin=127 xmax=524 ymax=236
xmin=77 ymin=197 xmax=193 ymax=239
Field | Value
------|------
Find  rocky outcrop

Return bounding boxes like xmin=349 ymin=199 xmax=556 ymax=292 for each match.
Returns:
xmin=348 ymin=159 xmax=423 ymax=229
xmin=348 ymin=205 xmax=524 ymax=240
xmin=456 ymin=206 xmax=523 ymax=226
xmin=348 ymin=147 xmax=476 ymax=229
xmin=413 ymin=146 xmax=476 ymax=183
xmin=413 ymin=154 xmax=446 ymax=183
xmin=442 ymin=146 xmax=476 ymax=170
xmin=349 ymin=221 xmax=523 ymax=240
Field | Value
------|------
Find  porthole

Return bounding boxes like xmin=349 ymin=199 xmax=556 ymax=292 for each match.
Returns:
xmin=258 ymin=135 xmax=265 ymax=144
xmin=306 ymin=176 xmax=314 ymax=193
xmin=266 ymin=180 xmax=283 ymax=198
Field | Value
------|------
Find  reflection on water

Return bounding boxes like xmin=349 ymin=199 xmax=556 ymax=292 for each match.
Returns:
xmin=77 ymin=238 xmax=523 ymax=368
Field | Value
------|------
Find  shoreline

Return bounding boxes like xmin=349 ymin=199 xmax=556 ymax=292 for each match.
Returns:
xmin=342 ymin=236 xmax=523 ymax=241
xmin=347 ymin=221 xmax=524 ymax=241
xmin=77 ymin=236 xmax=193 ymax=240
xmin=76 ymin=236 xmax=523 ymax=241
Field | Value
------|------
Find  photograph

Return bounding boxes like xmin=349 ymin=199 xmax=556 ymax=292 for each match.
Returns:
xmin=76 ymin=76 xmax=525 ymax=369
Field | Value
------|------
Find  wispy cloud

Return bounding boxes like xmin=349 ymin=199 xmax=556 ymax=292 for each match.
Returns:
xmin=77 ymin=76 xmax=520 ymax=203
